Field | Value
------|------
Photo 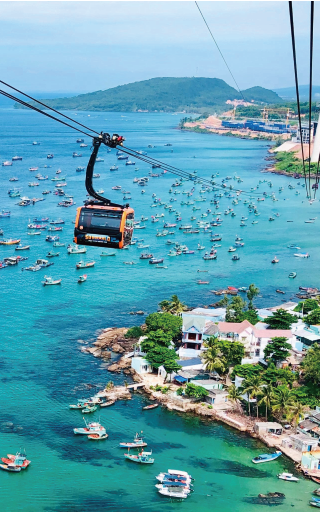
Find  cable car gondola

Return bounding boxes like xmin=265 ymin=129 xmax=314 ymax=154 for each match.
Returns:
xmin=74 ymin=134 xmax=134 ymax=249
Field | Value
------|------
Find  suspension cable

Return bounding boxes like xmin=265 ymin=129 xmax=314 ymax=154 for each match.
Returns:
xmin=195 ymin=1 xmax=246 ymax=103
xmin=0 ymin=80 xmax=99 ymax=136
xmin=288 ymin=1 xmax=310 ymax=197
xmin=309 ymin=2 xmax=314 ymax=197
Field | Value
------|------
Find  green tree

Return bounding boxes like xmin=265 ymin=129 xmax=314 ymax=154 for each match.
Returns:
xmin=267 ymin=309 xmax=297 ymax=330
xmin=263 ymin=365 xmax=297 ymax=388
xmin=215 ymin=295 xmax=229 ymax=308
xmin=158 ymin=294 xmax=187 ymax=315
xmin=241 ymin=376 xmax=263 ymax=418
xmin=145 ymin=312 xmax=182 ymax=339
xmin=294 ymin=299 xmax=319 ymax=315
xmin=247 ymin=283 xmax=260 ymax=310
xmin=124 ymin=326 xmax=144 ymax=339
xmin=288 ymin=401 xmax=307 ymax=430
xmin=305 ymin=308 xmax=320 ymax=326
xmin=140 ymin=329 xmax=172 ymax=352
xmin=264 ymin=337 xmax=292 ymax=365
xmin=145 ymin=345 xmax=181 ymax=373
xmin=242 ymin=309 xmax=260 ymax=325
xmin=231 ymin=364 xmax=262 ymax=380
xmin=185 ymin=383 xmax=209 ymax=401
xmin=225 ymin=295 xmax=246 ymax=322
xmin=271 ymin=386 xmax=295 ymax=420
xmin=258 ymin=383 xmax=275 ymax=420
xmin=302 ymin=343 xmax=320 ymax=385
xmin=202 ymin=339 xmax=244 ymax=376
xmin=227 ymin=384 xmax=243 ymax=414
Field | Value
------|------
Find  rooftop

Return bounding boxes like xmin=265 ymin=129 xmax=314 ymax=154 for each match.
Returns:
xmin=218 ymin=320 xmax=253 ymax=334
xmin=177 ymin=357 xmax=203 ymax=368
xmin=253 ymin=328 xmax=292 ymax=338
xmin=204 ymin=322 xmax=219 ymax=336
xmin=185 ymin=308 xmax=225 ymax=317
xmin=255 ymin=421 xmax=283 ymax=429
xmin=295 ymin=330 xmax=320 ymax=342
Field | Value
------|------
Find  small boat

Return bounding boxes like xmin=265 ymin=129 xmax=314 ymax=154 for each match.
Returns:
xmin=149 ymin=258 xmax=164 ymax=264
xmin=100 ymin=400 xmax=115 ymax=408
xmin=80 ymin=143 xmax=88 ymax=148
xmin=252 ymin=451 xmax=282 ymax=464
xmin=76 ymin=138 xmax=84 ymax=143
xmin=74 ymin=419 xmax=106 ymax=435
xmin=124 ymin=450 xmax=154 ymax=464
xmin=47 ymin=251 xmax=60 ymax=258
xmin=119 ymin=432 xmax=147 ymax=448
xmin=82 ymin=404 xmax=98 ymax=414
xmin=73 ymin=152 xmax=82 ymax=158
xmin=140 ymin=253 xmax=153 ymax=260
xmin=2 ymin=161 xmax=12 ymax=166
xmin=157 ymin=485 xmax=189 ymax=499
xmin=47 ymin=154 xmax=54 ymax=159
xmin=277 ymin=472 xmax=299 ymax=482
xmin=142 ymin=403 xmax=159 ymax=410
xmin=0 ymin=464 xmax=21 ymax=472
xmin=288 ymin=272 xmax=297 ymax=278
xmin=78 ymin=274 xmax=87 ymax=283
xmin=15 ymin=245 xmax=30 ymax=251
xmin=313 ymin=488 xmax=320 ymax=496
xmin=232 ymin=255 xmax=240 ymax=261
xmin=126 ymin=160 xmax=135 ymax=166
xmin=46 ymin=235 xmax=59 ymax=242
xmin=228 ymin=247 xmax=236 ymax=252
xmin=50 ymin=219 xmax=65 ymax=225
xmin=1 ymin=452 xmax=31 ymax=470
xmin=0 ymin=239 xmax=20 ymax=245
xmin=88 ymin=431 xmax=109 ymax=440
xmin=32 ymin=141 xmax=40 ymax=145
xmin=67 ymin=244 xmax=87 ymax=254
xmin=53 ymin=242 xmax=65 ymax=247
xmin=42 ymin=276 xmax=62 ymax=286
xmin=276 ymin=289 xmax=285 ymax=294
xmin=288 ymin=244 xmax=301 ymax=249
xmin=272 ymin=257 xmax=279 ymax=263
xmin=203 ymin=252 xmax=217 ymax=260
xmin=197 ymin=280 xmax=209 ymax=284
xmin=310 ymin=500 xmax=320 ymax=508
xmin=100 ymin=252 xmax=116 ymax=257
xmin=76 ymin=261 xmax=95 ymax=269
xmin=294 ymin=253 xmax=310 ymax=258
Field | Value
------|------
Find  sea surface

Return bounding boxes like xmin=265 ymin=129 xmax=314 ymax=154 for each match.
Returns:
xmin=0 ymin=108 xmax=318 ymax=511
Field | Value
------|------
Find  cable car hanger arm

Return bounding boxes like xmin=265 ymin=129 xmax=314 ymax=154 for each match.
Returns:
xmin=85 ymin=133 xmax=127 ymax=208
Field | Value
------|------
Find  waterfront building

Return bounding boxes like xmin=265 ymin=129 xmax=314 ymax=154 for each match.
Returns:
xmin=301 ymin=450 xmax=320 ymax=471
xmin=254 ymin=422 xmax=283 ymax=436
xmin=131 ymin=356 xmax=153 ymax=375
xmin=180 ymin=308 xmax=225 ymax=358
xmin=284 ymin=433 xmax=319 ymax=453
xmin=205 ymin=389 xmax=229 ymax=406
xmin=295 ymin=325 xmax=320 ymax=348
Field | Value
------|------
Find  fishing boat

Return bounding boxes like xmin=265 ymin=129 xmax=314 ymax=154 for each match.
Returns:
xmin=294 ymin=253 xmax=310 ymax=258
xmin=73 ymin=152 xmax=82 ymax=158
xmin=203 ymin=252 xmax=217 ymax=260
xmin=252 ymin=451 xmax=282 ymax=464
xmin=140 ymin=253 xmax=153 ymax=260
xmin=50 ymin=219 xmax=65 ymax=225
xmin=310 ymin=500 xmax=320 ymax=508
xmin=88 ymin=431 xmax=109 ymax=440
xmin=100 ymin=252 xmax=116 ymax=256
xmin=46 ymin=235 xmax=59 ymax=242
xmin=74 ymin=419 xmax=106 ymax=435
xmin=228 ymin=247 xmax=236 ymax=252
xmin=15 ymin=245 xmax=30 ymax=251
xmin=76 ymin=261 xmax=95 ymax=269
xmin=119 ymin=432 xmax=147 ymax=448
xmin=82 ymin=404 xmax=98 ymax=414
xmin=42 ymin=276 xmax=62 ymax=286
xmin=143 ymin=403 xmax=159 ymax=410
xmin=0 ymin=239 xmax=20 ymax=245
xmin=47 ymin=251 xmax=59 ymax=258
xmin=124 ymin=450 xmax=154 ymax=464
xmin=1 ymin=452 xmax=31 ymax=470
xmin=100 ymin=400 xmax=115 ymax=408
xmin=288 ymin=272 xmax=297 ymax=278
xmin=272 ymin=257 xmax=279 ymax=263
xmin=2 ymin=161 xmax=12 ymax=166
xmin=277 ymin=472 xmax=299 ymax=482
xmin=0 ymin=210 xmax=11 ymax=217
xmin=78 ymin=274 xmax=87 ymax=283
xmin=67 ymin=244 xmax=87 ymax=254
xmin=0 ymin=463 xmax=22 ymax=472
xmin=232 ymin=255 xmax=240 ymax=261
xmin=149 ymin=258 xmax=164 ymax=264
xmin=197 ymin=280 xmax=209 ymax=284
xmin=157 ymin=484 xmax=189 ymax=499
xmin=288 ymin=244 xmax=301 ymax=249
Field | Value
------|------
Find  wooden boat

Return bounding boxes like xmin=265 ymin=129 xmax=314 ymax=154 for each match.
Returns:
xmin=0 ymin=464 xmax=21 ymax=472
xmin=88 ymin=432 xmax=109 ymax=440
xmin=197 ymin=280 xmax=209 ymax=284
xmin=288 ymin=272 xmax=297 ymax=279
xmin=42 ymin=276 xmax=62 ymax=286
xmin=78 ymin=274 xmax=87 ymax=283
xmin=74 ymin=420 xmax=106 ymax=435
xmin=100 ymin=400 xmax=115 ymax=408
xmin=119 ymin=432 xmax=147 ymax=448
xmin=28 ymin=231 xmax=41 ymax=236
xmin=276 ymin=289 xmax=285 ymax=294
xmin=124 ymin=450 xmax=154 ymax=464
xmin=76 ymin=261 xmax=95 ymax=269
xmin=100 ymin=252 xmax=116 ymax=256
xmin=68 ymin=244 xmax=87 ymax=254
xmin=82 ymin=404 xmax=98 ymax=414
xmin=2 ymin=452 xmax=31 ymax=469
xmin=15 ymin=245 xmax=30 ymax=251
xmin=312 ymin=477 xmax=320 ymax=484
xmin=0 ymin=239 xmax=20 ymax=245
xmin=142 ymin=403 xmax=159 ymax=410
xmin=272 ymin=257 xmax=279 ymax=263
xmin=313 ymin=488 xmax=320 ymax=496
xmin=47 ymin=251 xmax=59 ymax=258
xmin=252 ymin=451 xmax=282 ymax=464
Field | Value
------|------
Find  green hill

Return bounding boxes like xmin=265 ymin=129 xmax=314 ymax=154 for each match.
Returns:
xmin=16 ymin=77 xmax=283 ymax=113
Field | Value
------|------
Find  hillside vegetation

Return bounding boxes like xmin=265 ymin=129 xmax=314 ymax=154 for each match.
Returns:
xmin=15 ymin=77 xmax=283 ymax=113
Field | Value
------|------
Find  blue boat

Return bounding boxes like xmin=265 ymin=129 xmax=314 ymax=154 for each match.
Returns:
xmin=252 ymin=451 xmax=282 ymax=464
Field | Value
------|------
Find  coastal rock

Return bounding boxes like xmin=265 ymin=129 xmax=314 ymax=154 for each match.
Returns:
xmin=111 ymin=343 xmax=125 ymax=354
xmin=107 ymin=356 xmax=131 ymax=373
xmin=104 ymin=386 xmax=131 ymax=400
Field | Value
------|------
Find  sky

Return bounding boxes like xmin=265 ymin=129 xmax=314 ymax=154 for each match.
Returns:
xmin=1 ymin=1 xmax=319 ymax=95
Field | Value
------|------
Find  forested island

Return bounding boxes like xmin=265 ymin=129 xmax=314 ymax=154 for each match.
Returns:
xmin=15 ymin=77 xmax=283 ymax=113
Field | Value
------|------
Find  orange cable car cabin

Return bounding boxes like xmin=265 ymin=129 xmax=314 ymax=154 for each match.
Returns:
xmin=74 ymin=133 xmax=135 ymax=249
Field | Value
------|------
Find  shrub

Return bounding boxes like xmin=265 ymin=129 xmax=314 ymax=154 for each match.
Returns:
xmin=161 ymin=386 xmax=170 ymax=394
xmin=176 ymin=387 xmax=184 ymax=396
xmin=155 ymin=384 xmax=163 ymax=392
xmin=207 ymin=405 xmax=213 ymax=409
xmin=124 ymin=326 xmax=144 ymax=339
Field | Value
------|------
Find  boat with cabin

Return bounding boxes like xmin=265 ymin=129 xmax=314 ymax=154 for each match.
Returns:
xmin=76 ymin=261 xmax=95 ymax=269
xmin=42 ymin=276 xmax=62 ymax=286
xmin=119 ymin=432 xmax=147 ymax=448
xmin=252 ymin=451 xmax=282 ymax=464
xmin=277 ymin=472 xmax=299 ymax=482
xmin=74 ymin=419 xmax=106 ymax=435
xmin=124 ymin=449 xmax=154 ymax=464
xmin=78 ymin=274 xmax=87 ymax=283
xmin=67 ymin=244 xmax=87 ymax=254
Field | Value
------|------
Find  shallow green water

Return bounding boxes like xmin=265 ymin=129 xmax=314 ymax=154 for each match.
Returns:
xmin=0 ymin=109 xmax=317 ymax=511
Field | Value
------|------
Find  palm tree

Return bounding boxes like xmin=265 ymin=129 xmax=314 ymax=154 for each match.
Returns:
xmin=289 ymin=401 xmax=307 ymax=431
xmin=247 ymin=283 xmax=260 ymax=310
xmin=271 ymin=386 xmax=295 ymax=420
xmin=227 ymin=384 xmax=243 ymax=414
xmin=202 ymin=347 xmax=226 ymax=376
xmin=241 ymin=376 xmax=262 ymax=417
xmin=258 ymin=383 xmax=275 ymax=420
xmin=159 ymin=294 xmax=187 ymax=315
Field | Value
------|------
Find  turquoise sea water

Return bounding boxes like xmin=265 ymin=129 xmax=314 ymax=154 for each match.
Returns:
xmin=0 ymin=109 xmax=318 ymax=511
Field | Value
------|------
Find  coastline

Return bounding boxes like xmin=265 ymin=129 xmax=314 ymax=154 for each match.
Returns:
xmin=85 ymin=328 xmax=314 ymax=476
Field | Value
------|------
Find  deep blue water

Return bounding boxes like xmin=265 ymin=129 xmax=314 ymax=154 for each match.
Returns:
xmin=0 ymin=108 xmax=317 ymax=511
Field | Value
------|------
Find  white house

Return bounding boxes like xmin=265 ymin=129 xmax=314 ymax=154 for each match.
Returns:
xmin=131 ymin=356 xmax=153 ymax=375
xmin=179 ymin=308 xmax=225 ymax=358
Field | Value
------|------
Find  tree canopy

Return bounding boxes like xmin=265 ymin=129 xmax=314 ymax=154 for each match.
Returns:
xmin=140 ymin=329 xmax=172 ymax=352
xmin=264 ymin=337 xmax=292 ymax=365
xmin=202 ymin=338 xmax=245 ymax=375
xmin=266 ymin=309 xmax=297 ymax=330
xmin=247 ymin=284 xmax=260 ymax=310
xmin=158 ymin=295 xmax=187 ymax=315
xmin=305 ymin=309 xmax=320 ymax=326
xmin=185 ymin=383 xmax=209 ymax=401
xmin=124 ymin=326 xmax=145 ymax=339
xmin=294 ymin=299 xmax=319 ymax=315
xmin=145 ymin=345 xmax=181 ymax=373
xmin=302 ymin=343 xmax=320 ymax=385
xmin=145 ymin=312 xmax=182 ymax=339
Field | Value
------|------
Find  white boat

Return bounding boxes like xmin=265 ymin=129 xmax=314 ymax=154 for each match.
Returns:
xmin=157 ymin=486 xmax=189 ymax=499
xmin=67 ymin=244 xmax=87 ymax=254
xmin=42 ymin=276 xmax=62 ymax=286
xmin=294 ymin=253 xmax=310 ymax=258
xmin=74 ymin=420 xmax=106 ymax=435
xmin=277 ymin=472 xmax=299 ymax=482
